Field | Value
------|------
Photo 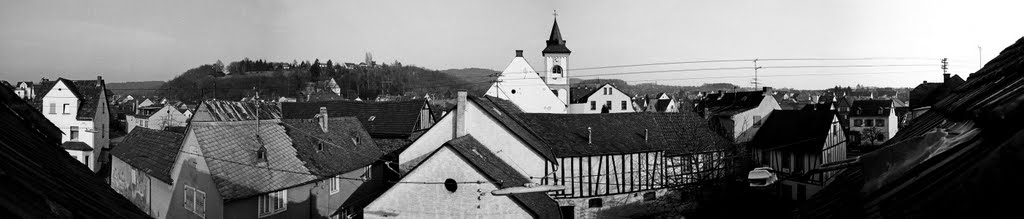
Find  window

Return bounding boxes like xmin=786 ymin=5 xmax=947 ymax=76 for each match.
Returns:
xmin=753 ymin=115 xmax=763 ymax=126
xmin=70 ymin=126 xmax=79 ymax=140
xmin=552 ymin=65 xmax=563 ymax=74
xmin=256 ymin=147 xmax=267 ymax=160
xmin=621 ymin=101 xmax=627 ymax=110
xmin=184 ymin=185 xmax=206 ymax=218
xmin=605 ymin=101 xmax=612 ymax=109
xmin=854 ymin=119 xmax=863 ymax=127
xmin=317 ymin=141 xmax=325 ymax=151
xmin=329 ymin=176 xmax=341 ymax=195
xmin=876 ymin=119 xmax=885 ymax=127
xmin=864 ymin=119 xmax=874 ymax=127
xmin=590 ymin=101 xmax=596 ymax=110
xmin=49 ymin=103 xmax=56 ymax=114
xmin=643 ymin=192 xmax=657 ymax=201
xmin=63 ymin=103 xmax=70 ymax=114
xmin=258 ymin=190 xmax=288 ymax=217
xmin=588 ymin=198 xmax=603 ymax=208
xmin=606 ymin=88 xmax=613 ymax=95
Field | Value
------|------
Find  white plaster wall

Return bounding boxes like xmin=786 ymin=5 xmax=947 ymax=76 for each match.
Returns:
xmin=485 ymin=56 xmax=567 ymax=114
xmin=43 ymin=81 xmax=100 ymax=170
xmin=143 ymin=105 xmax=188 ymax=130
xmin=732 ymin=96 xmax=781 ymax=143
xmin=568 ymin=85 xmax=635 ymax=114
xmin=366 ymin=147 xmax=534 ymax=219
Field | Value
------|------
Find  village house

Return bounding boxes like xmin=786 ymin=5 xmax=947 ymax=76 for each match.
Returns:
xmin=485 ymin=18 xmax=573 ymax=114
xmin=695 ymin=87 xmax=782 ymax=143
xmin=643 ymin=93 xmax=680 ymax=113
xmin=0 ymin=85 xmax=149 ymax=218
xmin=35 ymin=77 xmax=112 ymax=171
xmin=126 ymin=103 xmax=189 ymax=133
xmin=165 ymin=100 xmax=389 ymax=219
xmin=797 ymin=36 xmax=1024 ymax=219
xmin=110 ymin=127 xmax=183 ymax=218
xmin=13 ymin=81 xmax=35 ymax=99
xmin=848 ymin=99 xmax=899 ymax=146
xmin=749 ymin=110 xmax=847 ymax=201
xmin=391 ymin=91 xmax=734 ymax=218
xmin=568 ymin=83 xmax=637 ymax=113
xmin=907 ymin=71 xmax=965 ymax=122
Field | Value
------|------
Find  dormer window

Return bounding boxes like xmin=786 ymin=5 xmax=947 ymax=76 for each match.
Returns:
xmin=256 ymin=146 xmax=267 ymax=161
xmin=352 ymin=135 xmax=361 ymax=145
xmin=316 ymin=141 xmax=325 ymax=151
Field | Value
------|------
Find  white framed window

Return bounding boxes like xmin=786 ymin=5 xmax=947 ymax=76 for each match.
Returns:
xmin=330 ymin=176 xmax=341 ymax=195
xmin=258 ymin=190 xmax=288 ymax=217
xmin=184 ymin=185 xmax=206 ymax=218
xmin=62 ymin=103 xmax=70 ymax=114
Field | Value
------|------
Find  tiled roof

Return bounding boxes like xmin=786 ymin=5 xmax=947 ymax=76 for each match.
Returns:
xmin=700 ymin=91 xmax=766 ymax=116
xmin=61 ymin=141 xmax=93 ymax=151
xmin=517 ymin=111 xmax=733 ymax=157
xmin=652 ymin=99 xmax=674 ymax=112
xmin=798 ymin=36 xmax=1024 ymax=218
xmin=908 ymin=75 xmax=965 ymax=109
xmin=749 ymin=110 xmax=836 ymax=153
xmin=196 ymin=100 xmax=281 ymax=122
xmin=191 ymin=120 xmax=316 ymax=200
xmin=281 ymin=117 xmax=384 ymax=176
xmin=444 ymin=135 xmax=562 ymax=218
xmin=849 ymin=99 xmax=892 ymax=117
xmin=569 ymin=86 xmax=599 ymax=104
xmin=0 ymin=85 xmax=149 ymax=218
xmin=281 ymin=99 xmax=428 ymax=138
xmin=34 ymin=78 xmax=106 ymax=120
xmin=542 ymin=19 xmax=571 ymax=54
xmin=111 ymin=127 xmax=183 ymax=184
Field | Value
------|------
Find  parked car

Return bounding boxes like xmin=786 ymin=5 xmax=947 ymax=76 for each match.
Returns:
xmin=748 ymin=167 xmax=777 ymax=187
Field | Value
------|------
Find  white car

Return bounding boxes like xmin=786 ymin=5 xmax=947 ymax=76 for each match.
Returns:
xmin=748 ymin=167 xmax=778 ymax=187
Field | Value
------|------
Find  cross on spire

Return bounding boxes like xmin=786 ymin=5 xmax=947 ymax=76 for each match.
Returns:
xmin=553 ymin=10 xmax=558 ymax=18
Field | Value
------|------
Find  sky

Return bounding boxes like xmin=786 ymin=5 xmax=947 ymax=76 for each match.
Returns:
xmin=2 ymin=0 xmax=1023 ymax=89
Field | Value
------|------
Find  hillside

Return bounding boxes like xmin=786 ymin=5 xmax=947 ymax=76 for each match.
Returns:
xmin=441 ymin=68 xmax=499 ymax=95
xmin=105 ymin=81 xmax=165 ymax=97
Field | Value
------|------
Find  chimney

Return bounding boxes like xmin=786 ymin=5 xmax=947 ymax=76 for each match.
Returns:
xmin=454 ymin=90 xmax=467 ymax=138
xmin=762 ymin=86 xmax=772 ymax=96
xmin=318 ymin=107 xmax=328 ymax=133
xmin=943 ymin=73 xmax=951 ymax=84
xmin=515 ymin=50 xmax=524 ymax=57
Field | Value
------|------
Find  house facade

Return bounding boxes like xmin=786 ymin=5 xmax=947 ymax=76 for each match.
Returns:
xmin=485 ymin=49 xmax=568 ymax=114
xmin=126 ymin=104 xmax=189 ymax=133
xmin=695 ymin=88 xmax=782 ymax=143
xmin=568 ymin=84 xmax=636 ymax=114
xmin=37 ymin=77 xmax=111 ymax=171
xmin=110 ymin=128 xmax=182 ymax=218
xmin=750 ymin=110 xmax=847 ymax=201
xmin=849 ymin=100 xmax=899 ymax=146
xmin=14 ymin=81 xmax=34 ymax=99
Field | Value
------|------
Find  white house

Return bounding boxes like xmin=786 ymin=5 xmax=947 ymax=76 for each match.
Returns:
xmin=696 ymin=87 xmax=782 ymax=143
xmin=485 ymin=50 xmax=568 ymax=114
xmin=14 ymin=81 xmax=34 ymax=99
xmin=126 ymin=104 xmax=189 ymax=133
xmin=37 ymin=77 xmax=111 ymax=171
xmin=568 ymin=83 xmax=636 ymax=114
xmin=849 ymin=99 xmax=900 ymax=145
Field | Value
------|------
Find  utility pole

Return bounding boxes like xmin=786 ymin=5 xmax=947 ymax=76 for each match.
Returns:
xmin=753 ymin=59 xmax=762 ymax=90
xmin=942 ymin=58 xmax=949 ymax=75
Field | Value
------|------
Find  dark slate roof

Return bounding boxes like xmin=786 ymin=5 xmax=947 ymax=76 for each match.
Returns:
xmin=111 ymin=127 xmax=183 ymax=184
xmin=749 ymin=110 xmax=836 ymax=153
xmin=849 ymin=99 xmax=892 ymax=117
xmin=444 ymin=135 xmax=562 ymax=218
xmin=700 ymin=91 xmax=767 ymax=116
xmin=652 ymin=99 xmax=674 ymax=112
xmin=802 ymin=103 xmax=835 ymax=111
xmin=569 ymin=86 xmax=599 ymax=104
xmin=0 ymin=85 xmax=149 ymax=218
xmin=542 ymin=19 xmax=571 ymax=54
xmin=281 ymin=117 xmax=385 ymax=176
xmin=516 ymin=111 xmax=733 ymax=157
xmin=191 ymin=120 xmax=317 ymax=200
xmin=798 ymin=36 xmax=1024 ymax=219
xmin=61 ymin=141 xmax=93 ymax=151
xmin=0 ymin=85 xmax=61 ymax=143
xmin=281 ymin=99 xmax=429 ymax=138
xmin=194 ymin=100 xmax=281 ymax=122
xmin=908 ymin=75 xmax=965 ymax=109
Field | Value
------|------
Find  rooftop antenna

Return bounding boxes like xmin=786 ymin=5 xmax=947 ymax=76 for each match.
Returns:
xmin=977 ymin=45 xmax=983 ymax=68
xmin=941 ymin=58 xmax=949 ymax=75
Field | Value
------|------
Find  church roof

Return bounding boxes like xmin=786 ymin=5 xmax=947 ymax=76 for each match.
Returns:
xmin=542 ymin=19 xmax=571 ymax=54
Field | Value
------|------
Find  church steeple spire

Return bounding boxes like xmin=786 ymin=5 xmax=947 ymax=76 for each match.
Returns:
xmin=543 ymin=13 xmax=571 ymax=55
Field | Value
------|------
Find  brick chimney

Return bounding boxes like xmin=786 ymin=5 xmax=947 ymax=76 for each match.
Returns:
xmin=318 ymin=107 xmax=328 ymax=133
xmin=943 ymin=73 xmax=951 ymax=84
xmin=762 ymin=86 xmax=772 ymax=96
xmin=515 ymin=50 xmax=524 ymax=57
xmin=454 ymin=90 xmax=467 ymax=138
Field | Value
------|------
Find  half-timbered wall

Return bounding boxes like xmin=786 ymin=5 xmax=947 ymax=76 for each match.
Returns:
xmin=545 ymin=151 xmax=663 ymax=198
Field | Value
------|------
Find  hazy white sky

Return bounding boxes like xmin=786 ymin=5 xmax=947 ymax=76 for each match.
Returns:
xmin=2 ymin=0 xmax=1022 ymax=89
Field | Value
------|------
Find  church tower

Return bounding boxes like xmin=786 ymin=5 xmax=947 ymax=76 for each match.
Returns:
xmin=543 ymin=16 xmax=571 ymax=104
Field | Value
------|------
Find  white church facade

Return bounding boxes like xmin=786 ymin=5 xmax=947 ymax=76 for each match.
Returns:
xmin=485 ymin=18 xmax=576 ymax=114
